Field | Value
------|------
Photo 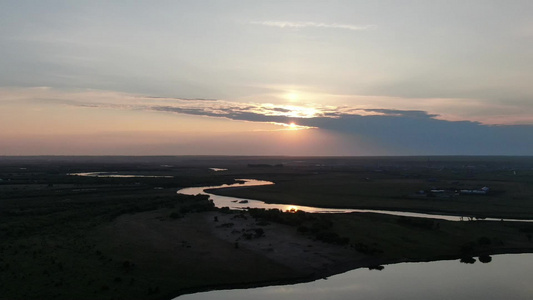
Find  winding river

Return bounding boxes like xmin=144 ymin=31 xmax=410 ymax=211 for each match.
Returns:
xmin=175 ymin=179 xmax=533 ymax=299
xmin=177 ymin=179 xmax=533 ymax=223
xmin=67 ymin=173 xmax=533 ymax=298
xmin=68 ymin=172 xmax=532 ymax=222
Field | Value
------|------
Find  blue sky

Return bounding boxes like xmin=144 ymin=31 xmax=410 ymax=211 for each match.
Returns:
xmin=1 ymin=1 xmax=532 ymax=155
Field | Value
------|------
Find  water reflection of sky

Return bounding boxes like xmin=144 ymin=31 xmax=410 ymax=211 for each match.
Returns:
xmin=68 ymin=172 xmax=173 ymax=178
xmin=178 ymin=179 xmax=533 ymax=222
xmin=176 ymin=254 xmax=533 ymax=300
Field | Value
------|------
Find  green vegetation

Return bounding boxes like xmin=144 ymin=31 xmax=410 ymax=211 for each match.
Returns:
xmin=1 ymin=156 xmax=533 ymax=299
xmin=0 ymin=184 xmax=206 ymax=299
xmin=249 ymin=209 xmax=350 ymax=245
xmin=247 ymin=207 xmax=533 ymax=261
xmin=210 ymin=157 xmax=533 ymax=219
xmin=0 ymin=157 xmax=237 ymax=299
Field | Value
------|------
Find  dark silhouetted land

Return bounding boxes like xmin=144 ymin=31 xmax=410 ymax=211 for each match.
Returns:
xmin=1 ymin=156 xmax=533 ymax=299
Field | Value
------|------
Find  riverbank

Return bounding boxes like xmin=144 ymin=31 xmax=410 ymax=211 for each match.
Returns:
xmin=97 ymin=209 xmax=372 ymax=300
xmin=207 ymin=172 xmax=533 ymax=220
xmin=3 ymin=189 xmax=532 ymax=300
xmin=99 ymin=207 xmax=533 ymax=299
xmin=2 ymin=156 xmax=533 ymax=299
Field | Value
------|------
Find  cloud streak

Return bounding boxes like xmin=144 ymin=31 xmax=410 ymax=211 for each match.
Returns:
xmin=250 ymin=21 xmax=376 ymax=31
xmin=2 ymin=87 xmax=533 ymax=155
xmin=0 ymin=87 xmax=517 ymax=127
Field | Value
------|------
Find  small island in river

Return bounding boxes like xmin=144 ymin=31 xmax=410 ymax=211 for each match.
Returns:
xmin=1 ymin=156 xmax=533 ymax=300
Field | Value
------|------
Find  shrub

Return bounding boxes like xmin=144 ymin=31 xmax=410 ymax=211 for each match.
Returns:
xmin=460 ymin=256 xmax=476 ymax=264
xmin=479 ymin=255 xmax=492 ymax=263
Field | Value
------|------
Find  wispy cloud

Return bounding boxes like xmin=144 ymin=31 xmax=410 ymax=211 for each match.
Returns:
xmin=3 ymin=87 xmax=533 ymax=155
xmin=250 ymin=21 xmax=376 ymax=31
xmin=0 ymin=87 xmax=431 ymax=129
xmin=3 ymin=87 xmax=533 ymax=126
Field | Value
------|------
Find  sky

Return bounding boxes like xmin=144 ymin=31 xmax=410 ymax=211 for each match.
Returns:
xmin=1 ymin=0 xmax=532 ymax=156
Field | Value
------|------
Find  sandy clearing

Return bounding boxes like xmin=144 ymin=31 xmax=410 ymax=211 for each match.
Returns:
xmin=203 ymin=211 xmax=371 ymax=277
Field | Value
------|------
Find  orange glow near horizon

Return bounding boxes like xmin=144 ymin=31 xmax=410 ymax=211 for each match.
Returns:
xmin=286 ymin=206 xmax=299 ymax=213
xmin=272 ymin=121 xmax=313 ymax=131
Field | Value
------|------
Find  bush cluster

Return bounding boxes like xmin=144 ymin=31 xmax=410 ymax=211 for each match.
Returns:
xmin=168 ymin=194 xmax=215 ymax=218
xmin=248 ymin=208 xmax=350 ymax=245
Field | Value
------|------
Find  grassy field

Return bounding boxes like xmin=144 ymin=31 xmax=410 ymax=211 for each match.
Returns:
xmin=1 ymin=156 xmax=533 ymax=299
xmin=210 ymin=157 xmax=533 ymax=219
xmin=0 ymin=157 xmax=238 ymax=299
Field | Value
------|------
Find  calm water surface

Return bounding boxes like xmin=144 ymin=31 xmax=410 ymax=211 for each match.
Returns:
xmin=176 ymin=254 xmax=533 ymax=300
xmin=178 ymin=179 xmax=533 ymax=222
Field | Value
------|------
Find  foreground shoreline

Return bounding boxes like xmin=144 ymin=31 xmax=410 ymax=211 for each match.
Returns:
xmin=123 ymin=209 xmax=533 ymax=300
xmin=168 ymin=249 xmax=533 ymax=300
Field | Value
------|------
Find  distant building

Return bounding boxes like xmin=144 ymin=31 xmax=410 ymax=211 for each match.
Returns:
xmin=460 ymin=186 xmax=489 ymax=195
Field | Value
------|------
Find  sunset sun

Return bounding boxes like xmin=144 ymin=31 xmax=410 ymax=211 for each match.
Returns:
xmin=1 ymin=2 xmax=533 ymax=299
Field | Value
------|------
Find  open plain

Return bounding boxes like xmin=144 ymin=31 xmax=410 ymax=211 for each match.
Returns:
xmin=1 ymin=156 xmax=533 ymax=299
